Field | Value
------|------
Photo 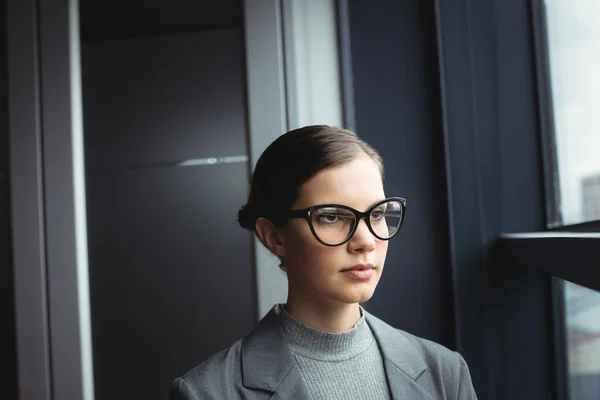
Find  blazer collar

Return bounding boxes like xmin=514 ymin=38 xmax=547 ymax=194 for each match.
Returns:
xmin=365 ymin=311 xmax=435 ymax=399
xmin=241 ymin=305 xmax=431 ymax=399
xmin=241 ymin=306 xmax=299 ymax=392
xmin=364 ymin=311 xmax=427 ymax=379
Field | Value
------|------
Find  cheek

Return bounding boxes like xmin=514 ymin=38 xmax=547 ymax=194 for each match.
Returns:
xmin=303 ymin=244 xmax=345 ymax=270
xmin=379 ymin=240 xmax=389 ymax=257
xmin=284 ymin=224 xmax=345 ymax=271
xmin=377 ymin=241 xmax=389 ymax=268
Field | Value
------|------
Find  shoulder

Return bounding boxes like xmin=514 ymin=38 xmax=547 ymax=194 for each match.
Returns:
xmin=399 ymin=330 xmax=476 ymax=399
xmin=366 ymin=311 xmax=464 ymax=370
xmin=398 ymin=328 xmax=465 ymax=375
xmin=170 ymin=305 xmax=290 ymax=400
xmin=366 ymin=312 xmax=476 ymax=399
xmin=170 ymin=339 xmax=244 ymax=400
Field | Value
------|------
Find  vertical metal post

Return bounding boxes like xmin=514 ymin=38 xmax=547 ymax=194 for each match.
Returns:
xmin=38 ymin=0 xmax=95 ymax=398
xmin=243 ymin=0 xmax=289 ymax=318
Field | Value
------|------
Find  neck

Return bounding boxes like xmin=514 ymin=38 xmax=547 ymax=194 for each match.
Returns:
xmin=285 ymin=292 xmax=362 ymax=333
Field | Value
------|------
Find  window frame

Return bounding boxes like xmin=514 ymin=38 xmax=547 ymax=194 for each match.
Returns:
xmin=531 ymin=0 xmax=563 ymax=229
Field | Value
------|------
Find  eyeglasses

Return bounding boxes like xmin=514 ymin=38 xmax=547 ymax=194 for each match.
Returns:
xmin=286 ymin=197 xmax=407 ymax=246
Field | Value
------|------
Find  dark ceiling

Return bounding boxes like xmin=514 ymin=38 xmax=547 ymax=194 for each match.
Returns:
xmin=79 ymin=0 xmax=243 ymax=42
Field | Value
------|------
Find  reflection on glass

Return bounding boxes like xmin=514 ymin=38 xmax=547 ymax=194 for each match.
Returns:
xmin=564 ymin=281 xmax=600 ymax=399
xmin=545 ymin=0 xmax=600 ymax=225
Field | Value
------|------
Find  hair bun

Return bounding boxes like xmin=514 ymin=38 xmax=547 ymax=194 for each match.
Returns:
xmin=237 ymin=206 xmax=256 ymax=231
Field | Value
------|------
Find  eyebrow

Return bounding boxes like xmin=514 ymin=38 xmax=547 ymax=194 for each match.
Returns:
xmin=313 ymin=198 xmax=389 ymax=209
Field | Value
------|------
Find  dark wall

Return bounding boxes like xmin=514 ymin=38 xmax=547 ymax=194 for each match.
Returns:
xmin=79 ymin=0 xmax=242 ymax=42
xmin=81 ymin=21 xmax=254 ymax=400
xmin=0 ymin=1 xmax=19 ymax=394
xmin=0 ymin=149 xmax=17 ymax=400
xmin=346 ymin=0 xmax=455 ymax=348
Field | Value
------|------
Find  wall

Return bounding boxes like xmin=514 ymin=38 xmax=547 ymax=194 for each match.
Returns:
xmin=0 ymin=44 xmax=19 ymax=399
xmin=0 ymin=0 xmax=18 ymax=393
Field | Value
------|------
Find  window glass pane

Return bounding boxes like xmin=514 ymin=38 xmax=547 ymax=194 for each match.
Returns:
xmin=545 ymin=0 xmax=600 ymax=225
xmin=564 ymin=281 xmax=600 ymax=399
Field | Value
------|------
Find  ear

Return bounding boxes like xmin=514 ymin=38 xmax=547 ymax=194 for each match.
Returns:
xmin=255 ymin=217 xmax=286 ymax=257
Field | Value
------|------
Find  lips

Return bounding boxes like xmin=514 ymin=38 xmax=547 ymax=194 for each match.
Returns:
xmin=341 ymin=263 xmax=375 ymax=272
xmin=341 ymin=264 xmax=375 ymax=281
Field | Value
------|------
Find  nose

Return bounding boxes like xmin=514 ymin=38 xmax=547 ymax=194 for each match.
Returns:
xmin=347 ymin=218 xmax=376 ymax=253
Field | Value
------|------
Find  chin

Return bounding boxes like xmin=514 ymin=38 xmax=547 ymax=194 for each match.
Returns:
xmin=344 ymin=274 xmax=380 ymax=303
xmin=335 ymin=285 xmax=377 ymax=304
xmin=355 ymin=291 xmax=376 ymax=304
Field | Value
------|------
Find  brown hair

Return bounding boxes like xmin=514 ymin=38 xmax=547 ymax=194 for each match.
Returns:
xmin=238 ymin=125 xmax=383 ymax=269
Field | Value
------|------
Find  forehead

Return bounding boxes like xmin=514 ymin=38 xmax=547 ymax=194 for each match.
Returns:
xmin=295 ymin=155 xmax=385 ymax=210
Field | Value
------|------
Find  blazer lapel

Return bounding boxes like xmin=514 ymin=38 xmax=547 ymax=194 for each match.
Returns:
xmin=268 ymin=364 xmax=311 ymax=400
xmin=383 ymin=359 xmax=436 ymax=400
xmin=241 ymin=306 xmax=311 ymax=399
xmin=366 ymin=312 xmax=435 ymax=400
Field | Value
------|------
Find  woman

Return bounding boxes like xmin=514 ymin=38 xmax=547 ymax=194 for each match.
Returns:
xmin=171 ymin=125 xmax=477 ymax=399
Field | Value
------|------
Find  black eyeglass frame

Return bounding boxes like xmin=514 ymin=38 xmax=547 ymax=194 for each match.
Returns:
xmin=286 ymin=197 xmax=407 ymax=247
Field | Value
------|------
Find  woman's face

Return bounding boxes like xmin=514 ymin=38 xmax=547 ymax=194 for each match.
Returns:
xmin=281 ymin=154 xmax=389 ymax=306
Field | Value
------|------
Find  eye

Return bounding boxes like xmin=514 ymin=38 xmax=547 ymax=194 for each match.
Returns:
xmin=318 ymin=213 xmax=345 ymax=224
xmin=371 ymin=209 xmax=385 ymax=221
xmin=314 ymin=208 xmax=354 ymax=225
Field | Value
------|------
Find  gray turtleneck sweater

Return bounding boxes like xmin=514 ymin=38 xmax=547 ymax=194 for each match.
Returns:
xmin=279 ymin=305 xmax=391 ymax=400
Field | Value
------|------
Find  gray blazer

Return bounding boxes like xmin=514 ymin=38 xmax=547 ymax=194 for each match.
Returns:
xmin=171 ymin=306 xmax=477 ymax=399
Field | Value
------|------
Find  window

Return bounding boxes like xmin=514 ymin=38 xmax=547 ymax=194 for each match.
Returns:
xmin=564 ymin=281 xmax=600 ymax=399
xmin=544 ymin=0 xmax=600 ymax=225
